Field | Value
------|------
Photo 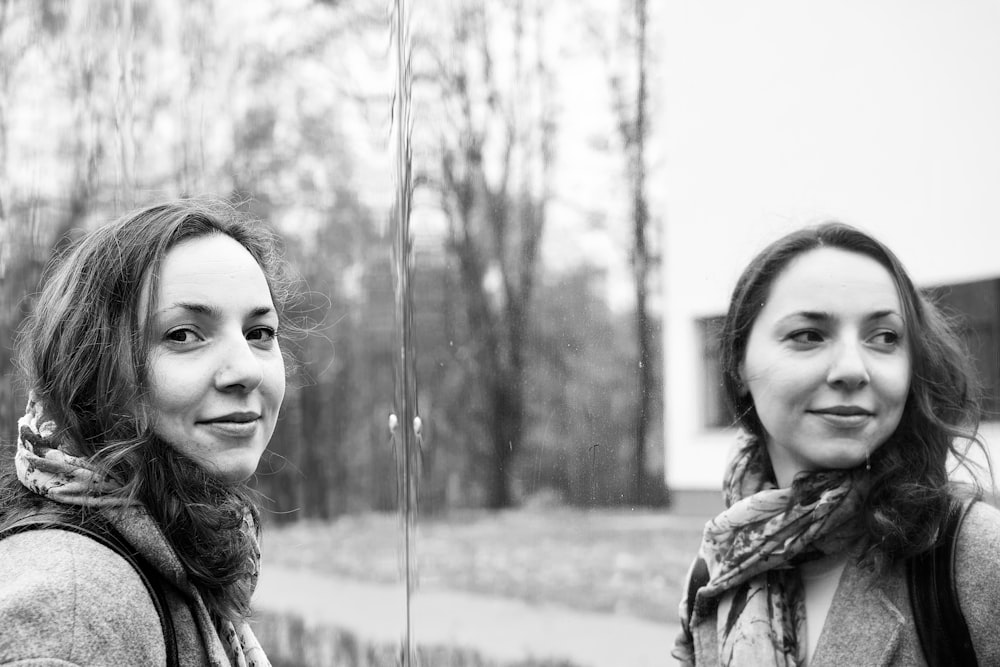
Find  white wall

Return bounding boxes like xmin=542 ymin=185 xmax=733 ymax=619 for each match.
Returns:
xmin=657 ymin=1 xmax=1000 ymax=491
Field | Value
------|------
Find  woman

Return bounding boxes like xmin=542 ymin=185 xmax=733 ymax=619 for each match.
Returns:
xmin=0 ymin=199 xmax=292 ymax=666
xmin=673 ymin=223 xmax=1000 ymax=666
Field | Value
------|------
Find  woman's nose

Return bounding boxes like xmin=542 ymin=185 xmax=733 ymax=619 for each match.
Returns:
xmin=214 ymin=337 xmax=265 ymax=392
xmin=826 ymin=340 xmax=870 ymax=389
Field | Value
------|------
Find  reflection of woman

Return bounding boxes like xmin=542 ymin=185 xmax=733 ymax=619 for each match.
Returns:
xmin=674 ymin=224 xmax=1000 ymax=666
xmin=0 ymin=200 xmax=290 ymax=666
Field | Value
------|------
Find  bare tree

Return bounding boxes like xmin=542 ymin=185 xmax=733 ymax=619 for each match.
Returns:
xmin=0 ymin=1 xmax=110 ymax=432
xmin=611 ymin=0 xmax=663 ymax=506
xmin=424 ymin=0 xmax=554 ymax=508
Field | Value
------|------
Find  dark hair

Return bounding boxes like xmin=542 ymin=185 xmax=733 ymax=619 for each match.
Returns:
xmin=719 ymin=222 xmax=985 ymax=566
xmin=5 ymin=197 xmax=294 ymax=622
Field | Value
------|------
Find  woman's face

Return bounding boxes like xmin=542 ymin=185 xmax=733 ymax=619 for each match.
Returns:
xmin=144 ymin=234 xmax=286 ymax=482
xmin=740 ymin=247 xmax=911 ymax=487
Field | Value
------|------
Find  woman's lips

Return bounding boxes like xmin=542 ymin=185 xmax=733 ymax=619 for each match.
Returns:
xmin=809 ymin=407 xmax=873 ymax=428
xmin=201 ymin=418 xmax=260 ymax=438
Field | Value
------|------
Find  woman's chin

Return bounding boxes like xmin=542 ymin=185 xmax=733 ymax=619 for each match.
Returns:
xmin=190 ymin=455 xmax=260 ymax=485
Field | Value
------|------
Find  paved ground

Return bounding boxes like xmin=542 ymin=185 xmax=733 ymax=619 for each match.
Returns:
xmin=253 ymin=565 xmax=680 ymax=667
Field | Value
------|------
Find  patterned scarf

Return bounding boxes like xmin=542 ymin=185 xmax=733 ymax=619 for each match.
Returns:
xmin=677 ymin=434 xmax=866 ymax=667
xmin=15 ymin=395 xmax=271 ymax=667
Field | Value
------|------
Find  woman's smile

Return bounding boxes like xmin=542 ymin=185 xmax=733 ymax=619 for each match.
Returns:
xmin=197 ymin=413 xmax=262 ymax=438
xmin=808 ymin=408 xmax=873 ymax=429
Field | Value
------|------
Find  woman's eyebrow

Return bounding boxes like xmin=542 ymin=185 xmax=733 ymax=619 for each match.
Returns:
xmin=158 ymin=301 xmax=219 ymax=317
xmin=779 ymin=311 xmax=832 ymax=324
xmin=777 ymin=309 xmax=903 ymax=324
xmin=867 ymin=309 xmax=904 ymax=321
xmin=248 ymin=305 xmax=276 ymax=318
xmin=158 ymin=303 xmax=275 ymax=318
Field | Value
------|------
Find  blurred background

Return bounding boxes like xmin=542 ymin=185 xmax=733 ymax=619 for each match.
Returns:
xmin=2 ymin=1 xmax=999 ymax=665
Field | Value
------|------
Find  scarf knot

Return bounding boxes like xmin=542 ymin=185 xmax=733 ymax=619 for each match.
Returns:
xmin=678 ymin=433 xmax=867 ymax=667
xmin=15 ymin=396 xmax=123 ymax=506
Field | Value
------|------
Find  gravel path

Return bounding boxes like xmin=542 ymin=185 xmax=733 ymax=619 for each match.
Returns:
xmin=253 ymin=565 xmax=680 ymax=667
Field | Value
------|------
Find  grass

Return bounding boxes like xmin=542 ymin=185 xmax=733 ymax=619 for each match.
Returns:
xmin=260 ymin=507 xmax=707 ymax=624
xmin=256 ymin=611 xmax=583 ymax=667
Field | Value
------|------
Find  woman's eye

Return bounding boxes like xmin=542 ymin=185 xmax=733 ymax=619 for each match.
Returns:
xmin=165 ymin=328 xmax=199 ymax=344
xmin=788 ymin=330 xmax=823 ymax=344
xmin=247 ymin=326 xmax=277 ymax=343
xmin=870 ymin=330 xmax=900 ymax=347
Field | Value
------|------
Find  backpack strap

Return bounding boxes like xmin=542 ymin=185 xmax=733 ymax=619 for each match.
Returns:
xmin=907 ymin=497 xmax=978 ymax=667
xmin=0 ymin=516 xmax=179 ymax=667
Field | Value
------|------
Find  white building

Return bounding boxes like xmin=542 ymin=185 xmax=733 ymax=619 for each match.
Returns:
xmin=657 ymin=2 xmax=1000 ymax=510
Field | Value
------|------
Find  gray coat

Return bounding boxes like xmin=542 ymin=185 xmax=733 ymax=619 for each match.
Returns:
xmin=684 ymin=501 xmax=1000 ymax=666
xmin=0 ymin=527 xmax=214 ymax=666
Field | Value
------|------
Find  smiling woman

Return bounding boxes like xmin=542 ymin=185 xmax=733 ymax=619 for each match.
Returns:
xmin=144 ymin=234 xmax=286 ymax=483
xmin=739 ymin=247 xmax=912 ymax=488
xmin=674 ymin=223 xmax=1000 ymax=666
xmin=0 ymin=199 xmax=293 ymax=666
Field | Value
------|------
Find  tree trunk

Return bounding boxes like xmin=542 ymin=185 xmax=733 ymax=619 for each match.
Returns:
xmin=435 ymin=1 xmax=550 ymax=510
xmin=628 ymin=0 xmax=658 ymax=506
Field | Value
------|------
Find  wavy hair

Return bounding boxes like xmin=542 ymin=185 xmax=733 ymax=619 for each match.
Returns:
xmin=719 ymin=222 xmax=985 ymax=567
xmin=4 ymin=197 xmax=295 ymax=622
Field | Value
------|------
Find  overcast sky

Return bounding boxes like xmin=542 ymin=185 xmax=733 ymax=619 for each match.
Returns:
xmin=658 ymin=0 xmax=1000 ymax=310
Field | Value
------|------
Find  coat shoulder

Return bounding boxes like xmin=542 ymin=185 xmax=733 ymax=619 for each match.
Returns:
xmin=955 ymin=500 xmax=1000 ymax=664
xmin=0 ymin=527 xmax=166 ymax=667
xmin=955 ymin=500 xmax=1000 ymax=565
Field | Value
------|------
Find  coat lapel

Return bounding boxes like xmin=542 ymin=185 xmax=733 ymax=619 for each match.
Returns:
xmin=810 ymin=559 xmax=904 ymax=667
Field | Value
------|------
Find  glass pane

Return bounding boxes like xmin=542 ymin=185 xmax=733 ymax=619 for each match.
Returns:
xmin=400 ymin=0 xmax=679 ymax=664
xmin=2 ymin=1 xmax=686 ymax=666
xmin=0 ymin=0 xmax=409 ymax=663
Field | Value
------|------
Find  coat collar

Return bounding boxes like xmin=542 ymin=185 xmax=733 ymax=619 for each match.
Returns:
xmin=810 ymin=557 xmax=905 ymax=667
xmin=688 ymin=555 xmax=912 ymax=667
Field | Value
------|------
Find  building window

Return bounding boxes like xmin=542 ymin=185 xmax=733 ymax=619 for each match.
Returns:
xmin=698 ymin=316 xmax=729 ymax=428
xmin=925 ymin=278 xmax=1000 ymax=420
